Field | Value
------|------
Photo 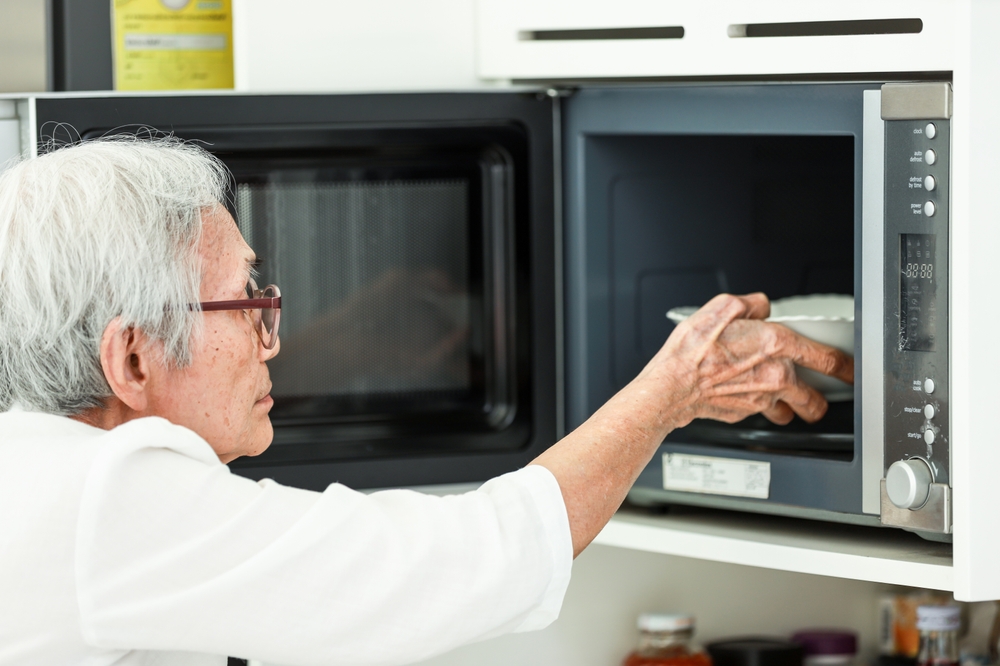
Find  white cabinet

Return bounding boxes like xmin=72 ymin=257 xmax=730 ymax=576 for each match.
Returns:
xmin=233 ymin=0 xmax=1000 ymax=602
xmin=232 ymin=0 xmax=487 ymax=92
xmin=596 ymin=510 xmax=953 ymax=592
xmin=476 ymin=0 xmax=956 ymax=81
xmin=950 ymin=0 xmax=1000 ymax=605
xmin=474 ymin=0 xmax=1000 ymax=604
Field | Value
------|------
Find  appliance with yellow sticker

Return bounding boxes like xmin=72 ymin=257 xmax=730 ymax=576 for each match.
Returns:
xmin=112 ymin=0 xmax=234 ymax=91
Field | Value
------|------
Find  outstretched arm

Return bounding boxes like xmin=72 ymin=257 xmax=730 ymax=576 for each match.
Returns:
xmin=530 ymin=293 xmax=855 ymax=557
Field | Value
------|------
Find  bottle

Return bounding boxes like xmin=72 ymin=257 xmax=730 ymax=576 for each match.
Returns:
xmin=880 ymin=591 xmax=952 ymax=658
xmin=624 ymin=613 xmax=712 ymax=666
xmin=916 ymin=606 xmax=960 ymax=666
xmin=791 ymin=629 xmax=858 ymax=666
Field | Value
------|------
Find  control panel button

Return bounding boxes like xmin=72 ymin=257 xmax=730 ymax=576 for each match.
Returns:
xmin=924 ymin=404 xmax=936 ymax=419
xmin=924 ymin=201 xmax=936 ymax=217
xmin=925 ymin=123 xmax=937 ymax=139
xmin=886 ymin=458 xmax=933 ymax=509
xmin=925 ymin=149 xmax=937 ymax=165
xmin=924 ymin=378 xmax=936 ymax=394
xmin=924 ymin=175 xmax=936 ymax=192
xmin=924 ymin=429 xmax=935 ymax=445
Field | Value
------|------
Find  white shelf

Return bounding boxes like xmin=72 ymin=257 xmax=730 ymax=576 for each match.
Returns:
xmin=594 ymin=508 xmax=954 ymax=591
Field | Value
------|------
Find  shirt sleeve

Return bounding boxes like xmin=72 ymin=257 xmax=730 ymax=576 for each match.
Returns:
xmin=75 ymin=418 xmax=573 ymax=666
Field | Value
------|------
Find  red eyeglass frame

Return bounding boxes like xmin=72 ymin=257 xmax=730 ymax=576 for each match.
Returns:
xmin=196 ymin=279 xmax=281 ymax=350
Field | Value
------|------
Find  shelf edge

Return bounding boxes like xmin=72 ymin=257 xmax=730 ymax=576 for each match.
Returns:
xmin=593 ymin=518 xmax=954 ymax=591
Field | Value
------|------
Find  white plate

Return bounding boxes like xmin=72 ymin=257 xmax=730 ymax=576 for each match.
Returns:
xmin=667 ymin=295 xmax=855 ymax=401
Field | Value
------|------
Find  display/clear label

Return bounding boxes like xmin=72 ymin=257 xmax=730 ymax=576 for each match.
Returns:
xmin=112 ymin=0 xmax=234 ymax=91
xmin=662 ymin=453 xmax=770 ymax=499
xmin=900 ymin=233 xmax=937 ymax=351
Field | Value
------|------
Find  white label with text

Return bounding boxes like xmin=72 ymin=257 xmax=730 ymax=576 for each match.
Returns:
xmin=662 ymin=453 xmax=770 ymax=499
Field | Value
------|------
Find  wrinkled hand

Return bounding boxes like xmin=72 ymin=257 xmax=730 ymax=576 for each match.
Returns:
xmin=642 ymin=292 xmax=855 ymax=427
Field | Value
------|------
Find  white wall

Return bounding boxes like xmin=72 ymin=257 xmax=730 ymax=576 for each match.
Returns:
xmin=233 ymin=0 xmax=493 ymax=93
xmin=0 ymin=0 xmax=46 ymax=93
xmin=257 ymin=540 xmax=1000 ymax=666
xmin=411 ymin=544 xmax=894 ymax=666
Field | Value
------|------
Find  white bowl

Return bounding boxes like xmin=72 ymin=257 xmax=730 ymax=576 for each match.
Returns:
xmin=667 ymin=294 xmax=855 ymax=401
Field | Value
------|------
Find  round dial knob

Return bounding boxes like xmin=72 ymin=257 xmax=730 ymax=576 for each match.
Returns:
xmin=886 ymin=459 xmax=933 ymax=509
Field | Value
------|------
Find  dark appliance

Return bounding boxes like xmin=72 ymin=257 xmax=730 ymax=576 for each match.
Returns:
xmin=25 ymin=92 xmax=557 ymax=490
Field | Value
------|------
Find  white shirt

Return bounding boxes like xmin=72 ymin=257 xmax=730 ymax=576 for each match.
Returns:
xmin=0 ymin=410 xmax=572 ymax=666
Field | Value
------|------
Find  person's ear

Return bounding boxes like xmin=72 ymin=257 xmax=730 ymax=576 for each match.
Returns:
xmin=99 ymin=317 xmax=155 ymax=413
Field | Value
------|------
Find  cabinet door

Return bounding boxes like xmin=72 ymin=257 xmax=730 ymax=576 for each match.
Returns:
xmin=477 ymin=0 xmax=954 ymax=81
xmin=951 ymin=0 xmax=1000 ymax=603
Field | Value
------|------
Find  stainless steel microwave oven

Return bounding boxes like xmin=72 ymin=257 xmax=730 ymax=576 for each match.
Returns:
xmin=558 ymin=82 xmax=952 ymax=539
xmin=0 ymin=80 xmax=952 ymax=537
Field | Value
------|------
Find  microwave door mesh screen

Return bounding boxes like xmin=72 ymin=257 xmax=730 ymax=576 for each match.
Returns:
xmin=234 ymin=180 xmax=473 ymax=403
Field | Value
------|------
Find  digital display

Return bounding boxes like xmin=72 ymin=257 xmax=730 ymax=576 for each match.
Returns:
xmin=900 ymin=234 xmax=937 ymax=351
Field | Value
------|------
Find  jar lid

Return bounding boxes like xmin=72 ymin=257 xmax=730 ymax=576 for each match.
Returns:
xmin=707 ymin=637 xmax=804 ymax=666
xmin=639 ymin=613 xmax=695 ymax=632
xmin=791 ymin=630 xmax=858 ymax=656
xmin=705 ymin=636 xmax=803 ymax=666
xmin=916 ymin=605 xmax=960 ymax=632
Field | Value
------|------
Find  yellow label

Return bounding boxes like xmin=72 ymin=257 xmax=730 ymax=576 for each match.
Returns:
xmin=112 ymin=0 xmax=234 ymax=91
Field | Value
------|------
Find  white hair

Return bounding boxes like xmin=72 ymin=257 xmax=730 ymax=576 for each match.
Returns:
xmin=0 ymin=136 xmax=230 ymax=415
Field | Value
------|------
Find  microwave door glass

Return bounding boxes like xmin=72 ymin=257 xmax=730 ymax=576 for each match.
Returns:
xmin=228 ymin=155 xmax=507 ymax=436
xmin=237 ymin=178 xmax=472 ymax=405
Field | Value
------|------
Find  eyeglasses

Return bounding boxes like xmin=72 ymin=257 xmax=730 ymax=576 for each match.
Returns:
xmin=198 ymin=278 xmax=281 ymax=350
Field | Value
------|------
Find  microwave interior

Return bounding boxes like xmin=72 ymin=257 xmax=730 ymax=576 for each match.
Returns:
xmin=563 ymin=84 xmax=869 ymax=517
xmin=595 ymin=132 xmax=855 ymax=458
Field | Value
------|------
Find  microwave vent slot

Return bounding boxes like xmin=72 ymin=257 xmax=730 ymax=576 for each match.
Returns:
xmin=519 ymin=26 xmax=684 ymax=41
xmin=727 ymin=18 xmax=923 ymax=39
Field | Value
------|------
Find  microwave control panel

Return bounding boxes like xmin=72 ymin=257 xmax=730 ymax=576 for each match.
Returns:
xmin=880 ymin=82 xmax=951 ymax=534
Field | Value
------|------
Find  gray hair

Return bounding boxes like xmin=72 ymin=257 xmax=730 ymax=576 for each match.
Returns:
xmin=0 ymin=136 xmax=230 ymax=415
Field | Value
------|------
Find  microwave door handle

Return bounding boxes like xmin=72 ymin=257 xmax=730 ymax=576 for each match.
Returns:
xmin=861 ymin=88 xmax=886 ymax=517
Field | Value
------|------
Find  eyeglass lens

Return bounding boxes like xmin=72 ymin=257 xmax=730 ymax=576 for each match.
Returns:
xmin=247 ymin=280 xmax=280 ymax=350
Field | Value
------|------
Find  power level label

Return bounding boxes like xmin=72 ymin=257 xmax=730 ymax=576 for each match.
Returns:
xmin=662 ymin=453 xmax=770 ymax=499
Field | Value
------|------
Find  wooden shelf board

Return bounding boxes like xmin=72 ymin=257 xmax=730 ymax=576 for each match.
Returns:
xmin=594 ymin=507 xmax=954 ymax=590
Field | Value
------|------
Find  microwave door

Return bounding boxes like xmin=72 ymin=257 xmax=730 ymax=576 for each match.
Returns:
xmin=32 ymin=92 xmax=558 ymax=491
xmin=560 ymin=84 xmax=870 ymax=523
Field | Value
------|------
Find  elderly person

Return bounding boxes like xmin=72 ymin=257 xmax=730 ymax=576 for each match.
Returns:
xmin=0 ymin=138 xmax=852 ymax=665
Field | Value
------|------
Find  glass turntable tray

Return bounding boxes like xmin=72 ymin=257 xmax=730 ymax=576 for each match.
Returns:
xmin=674 ymin=401 xmax=854 ymax=454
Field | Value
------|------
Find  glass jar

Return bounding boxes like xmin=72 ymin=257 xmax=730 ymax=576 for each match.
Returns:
xmin=916 ymin=606 xmax=960 ymax=666
xmin=624 ymin=613 xmax=712 ymax=666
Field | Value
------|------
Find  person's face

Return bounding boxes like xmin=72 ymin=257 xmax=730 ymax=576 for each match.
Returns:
xmin=146 ymin=207 xmax=280 ymax=463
